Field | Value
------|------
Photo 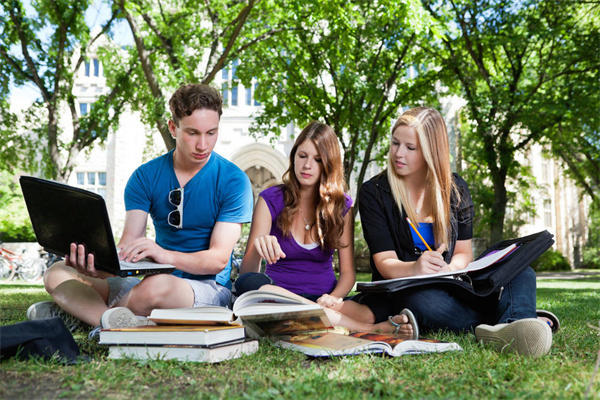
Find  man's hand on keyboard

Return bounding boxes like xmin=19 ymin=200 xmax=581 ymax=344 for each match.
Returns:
xmin=118 ymin=238 xmax=173 ymax=266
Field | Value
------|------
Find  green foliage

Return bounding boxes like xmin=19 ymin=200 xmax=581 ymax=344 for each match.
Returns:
xmin=237 ymin=0 xmax=438 ymax=197
xmin=0 ymin=171 xmax=35 ymax=242
xmin=102 ymin=0 xmax=277 ymax=150
xmin=583 ymin=200 xmax=600 ymax=269
xmin=459 ymin=111 xmax=538 ymax=242
xmin=0 ymin=0 xmax=125 ymax=181
xmin=422 ymin=0 xmax=599 ymax=243
xmin=531 ymin=249 xmax=571 ymax=272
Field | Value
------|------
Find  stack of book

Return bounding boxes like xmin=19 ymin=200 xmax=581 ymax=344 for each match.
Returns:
xmin=99 ymin=323 xmax=258 ymax=363
xmin=101 ymin=290 xmax=462 ymax=360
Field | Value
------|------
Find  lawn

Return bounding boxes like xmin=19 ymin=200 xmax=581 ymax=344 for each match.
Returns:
xmin=1 ymin=272 xmax=599 ymax=400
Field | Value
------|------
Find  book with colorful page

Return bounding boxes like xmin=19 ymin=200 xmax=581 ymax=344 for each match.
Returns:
xmin=147 ymin=290 xmax=332 ymax=337
xmin=276 ymin=331 xmax=462 ymax=357
xmin=98 ymin=324 xmax=245 ymax=346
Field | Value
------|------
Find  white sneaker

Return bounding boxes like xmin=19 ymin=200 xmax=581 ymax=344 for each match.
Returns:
xmin=100 ymin=307 xmax=156 ymax=329
xmin=27 ymin=301 xmax=82 ymax=332
xmin=475 ymin=318 xmax=552 ymax=357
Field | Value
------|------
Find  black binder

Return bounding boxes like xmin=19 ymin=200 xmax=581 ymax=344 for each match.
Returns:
xmin=356 ymin=230 xmax=555 ymax=299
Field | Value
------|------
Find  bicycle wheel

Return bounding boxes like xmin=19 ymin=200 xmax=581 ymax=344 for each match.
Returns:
xmin=18 ymin=258 xmax=46 ymax=283
xmin=0 ymin=256 xmax=16 ymax=283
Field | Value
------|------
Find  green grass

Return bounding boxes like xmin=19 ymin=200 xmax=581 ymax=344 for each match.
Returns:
xmin=1 ymin=274 xmax=599 ymax=400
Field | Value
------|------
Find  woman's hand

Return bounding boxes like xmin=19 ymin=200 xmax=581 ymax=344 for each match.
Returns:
xmin=316 ymin=293 xmax=343 ymax=308
xmin=412 ymin=243 xmax=448 ymax=275
xmin=254 ymin=235 xmax=286 ymax=265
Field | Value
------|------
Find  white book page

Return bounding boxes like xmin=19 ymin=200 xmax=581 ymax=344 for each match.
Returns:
xmin=361 ymin=243 xmax=519 ymax=287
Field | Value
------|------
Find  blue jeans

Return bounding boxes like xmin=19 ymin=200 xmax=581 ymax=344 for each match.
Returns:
xmin=388 ymin=267 xmax=538 ymax=333
xmin=233 ymin=272 xmax=274 ymax=295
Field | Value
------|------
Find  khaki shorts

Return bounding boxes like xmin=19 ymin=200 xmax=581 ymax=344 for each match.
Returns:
xmin=106 ymin=276 xmax=231 ymax=308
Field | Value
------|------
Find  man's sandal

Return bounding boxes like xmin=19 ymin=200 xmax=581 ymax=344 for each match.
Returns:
xmin=537 ymin=309 xmax=560 ymax=333
xmin=388 ymin=308 xmax=419 ymax=340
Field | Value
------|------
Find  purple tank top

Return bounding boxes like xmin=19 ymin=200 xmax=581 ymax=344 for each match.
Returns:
xmin=260 ymin=185 xmax=353 ymax=296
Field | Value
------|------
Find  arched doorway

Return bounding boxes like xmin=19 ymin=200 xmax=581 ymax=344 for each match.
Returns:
xmin=231 ymin=144 xmax=288 ymax=201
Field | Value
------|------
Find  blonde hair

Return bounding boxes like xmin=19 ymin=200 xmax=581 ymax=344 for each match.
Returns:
xmin=279 ymin=121 xmax=349 ymax=250
xmin=386 ymin=107 xmax=457 ymax=248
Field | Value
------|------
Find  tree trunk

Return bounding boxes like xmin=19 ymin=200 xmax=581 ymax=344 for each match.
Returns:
xmin=489 ymin=174 xmax=508 ymax=244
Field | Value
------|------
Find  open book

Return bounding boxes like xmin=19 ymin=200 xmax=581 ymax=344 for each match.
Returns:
xmin=276 ymin=331 xmax=462 ymax=357
xmin=148 ymin=290 xmax=332 ymax=337
xmin=358 ymin=243 xmax=518 ymax=290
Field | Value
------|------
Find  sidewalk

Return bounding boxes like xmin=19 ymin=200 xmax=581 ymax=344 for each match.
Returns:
xmin=536 ymin=270 xmax=600 ymax=280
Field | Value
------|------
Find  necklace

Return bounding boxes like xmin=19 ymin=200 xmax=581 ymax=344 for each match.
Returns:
xmin=299 ymin=208 xmax=312 ymax=231
xmin=414 ymin=189 xmax=425 ymax=215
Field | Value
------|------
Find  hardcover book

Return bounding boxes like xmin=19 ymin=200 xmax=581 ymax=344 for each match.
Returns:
xmin=276 ymin=331 xmax=462 ymax=357
xmin=108 ymin=340 xmax=259 ymax=363
xmin=98 ymin=324 xmax=245 ymax=346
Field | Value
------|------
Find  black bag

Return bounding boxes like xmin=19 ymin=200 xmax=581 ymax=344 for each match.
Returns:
xmin=357 ymin=230 xmax=555 ymax=299
xmin=0 ymin=317 xmax=82 ymax=364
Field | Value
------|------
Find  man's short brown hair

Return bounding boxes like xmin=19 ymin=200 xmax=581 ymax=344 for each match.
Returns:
xmin=169 ymin=84 xmax=223 ymax=125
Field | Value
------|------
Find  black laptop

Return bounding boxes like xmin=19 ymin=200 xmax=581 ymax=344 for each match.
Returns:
xmin=19 ymin=176 xmax=175 ymax=277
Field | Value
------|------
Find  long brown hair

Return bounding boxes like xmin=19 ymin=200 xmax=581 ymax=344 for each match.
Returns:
xmin=279 ymin=121 xmax=349 ymax=250
xmin=386 ymin=107 xmax=458 ymax=248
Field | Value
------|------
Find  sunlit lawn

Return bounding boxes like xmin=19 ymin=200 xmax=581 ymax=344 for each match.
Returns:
xmin=1 ymin=272 xmax=599 ymax=399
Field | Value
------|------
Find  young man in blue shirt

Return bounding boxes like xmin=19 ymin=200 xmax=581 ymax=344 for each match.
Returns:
xmin=28 ymin=84 xmax=254 ymax=330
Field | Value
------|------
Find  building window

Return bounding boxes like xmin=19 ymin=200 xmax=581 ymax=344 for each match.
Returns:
xmin=76 ymin=171 xmax=107 ymax=198
xmin=543 ymin=199 xmax=552 ymax=227
xmin=93 ymin=58 xmax=100 ymax=77
xmin=80 ymin=103 xmax=89 ymax=116
xmin=246 ymin=87 xmax=252 ymax=106
xmin=222 ymin=60 xmax=240 ymax=107
xmin=541 ymin=159 xmax=550 ymax=184
xmin=85 ymin=61 xmax=91 ymax=77
xmin=231 ymin=86 xmax=238 ymax=106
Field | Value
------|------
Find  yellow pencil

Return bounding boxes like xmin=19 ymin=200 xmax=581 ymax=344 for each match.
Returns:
xmin=406 ymin=217 xmax=433 ymax=252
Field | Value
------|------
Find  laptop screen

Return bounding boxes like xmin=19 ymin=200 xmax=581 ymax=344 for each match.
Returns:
xmin=19 ymin=176 xmax=121 ymax=275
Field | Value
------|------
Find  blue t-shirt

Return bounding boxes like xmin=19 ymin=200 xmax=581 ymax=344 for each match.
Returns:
xmin=124 ymin=150 xmax=253 ymax=288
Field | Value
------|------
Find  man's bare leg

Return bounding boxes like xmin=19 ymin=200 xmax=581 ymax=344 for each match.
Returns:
xmin=43 ymin=262 xmax=110 ymax=327
xmin=119 ymin=274 xmax=195 ymax=316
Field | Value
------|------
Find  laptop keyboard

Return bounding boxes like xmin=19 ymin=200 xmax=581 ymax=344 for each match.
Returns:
xmin=119 ymin=259 xmax=173 ymax=270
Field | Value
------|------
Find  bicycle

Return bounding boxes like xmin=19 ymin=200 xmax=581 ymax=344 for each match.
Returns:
xmin=0 ymin=247 xmax=21 ymax=283
xmin=0 ymin=246 xmax=47 ymax=283
xmin=0 ymin=252 xmax=17 ymax=282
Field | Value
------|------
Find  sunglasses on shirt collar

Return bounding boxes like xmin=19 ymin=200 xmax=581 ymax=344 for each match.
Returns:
xmin=168 ymin=187 xmax=184 ymax=229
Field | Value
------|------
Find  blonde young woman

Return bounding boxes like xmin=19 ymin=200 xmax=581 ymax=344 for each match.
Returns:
xmin=236 ymin=121 xmax=418 ymax=336
xmin=356 ymin=107 xmax=559 ymax=356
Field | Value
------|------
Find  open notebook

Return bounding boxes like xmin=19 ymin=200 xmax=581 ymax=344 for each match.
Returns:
xmin=19 ymin=176 xmax=175 ymax=277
